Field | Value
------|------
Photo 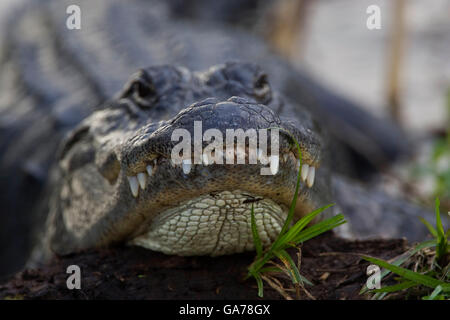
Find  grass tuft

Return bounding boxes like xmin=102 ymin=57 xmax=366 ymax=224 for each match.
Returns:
xmin=247 ymin=128 xmax=346 ymax=298
xmin=362 ymin=197 xmax=450 ymax=300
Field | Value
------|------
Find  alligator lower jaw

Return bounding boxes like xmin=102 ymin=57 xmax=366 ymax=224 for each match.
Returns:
xmin=119 ymin=150 xmax=320 ymax=255
xmin=128 ymin=190 xmax=288 ymax=256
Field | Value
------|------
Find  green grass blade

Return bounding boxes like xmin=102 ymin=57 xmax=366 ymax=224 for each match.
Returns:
xmin=370 ymin=280 xmax=418 ymax=294
xmin=435 ymin=198 xmax=445 ymax=239
xmin=293 ymin=214 xmax=346 ymax=244
xmin=254 ymin=273 xmax=264 ymax=298
xmin=372 ymin=292 xmax=388 ymax=300
xmin=269 ymin=128 xmax=303 ymax=249
xmin=423 ymin=285 xmax=443 ymax=300
xmin=259 ymin=267 xmax=284 ymax=274
xmin=274 ymin=249 xmax=313 ymax=286
xmin=363 ymin=256 xmax=450 ymax=292
xmin=444 ymin=265 xmax=450 ymax=279
xmin=274 ymin=249 xmax=300 ymax=284
xmin=434 ymin=197 xmax=449 ymax=260
xmin=299 ymin=274 xmax=313 ymax=286
xmin=278 ymin=204 xmax=335 ymax=246
xmin=419 ymin=217 xmax=437 ymax=237
xmin=249 ymin=215 xmax=345 ymax=277
xmin=360 ymin=239 xmax=437 ymax=295
xmin=250 ymin=203 xmax=263 ymax=259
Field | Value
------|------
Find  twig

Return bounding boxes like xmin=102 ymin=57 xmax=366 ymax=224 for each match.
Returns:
xmin=386 ymin=0 xmax=406 ymax=124
xmin=261 ymin=275 xmax=293 ymax=300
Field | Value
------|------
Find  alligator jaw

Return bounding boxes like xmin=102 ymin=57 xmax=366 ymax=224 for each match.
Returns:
xmin=114 ymin=98 xmax=322 ymax=255
xmin=125 ymin=152 xmax=319 ymax=256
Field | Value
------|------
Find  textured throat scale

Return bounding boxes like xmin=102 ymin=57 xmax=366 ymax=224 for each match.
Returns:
xmin=130 ymin=190 xmax=287 ymax=256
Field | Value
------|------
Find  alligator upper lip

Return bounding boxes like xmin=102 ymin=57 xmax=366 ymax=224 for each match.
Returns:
xmin=118 ymin=97 xmax=321 ymax=199
xmin=125 ymin=148 xmax=318 ymax=198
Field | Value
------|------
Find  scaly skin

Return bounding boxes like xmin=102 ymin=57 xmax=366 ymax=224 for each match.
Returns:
xmin=44 ymin=63 xmax=328 ymax=257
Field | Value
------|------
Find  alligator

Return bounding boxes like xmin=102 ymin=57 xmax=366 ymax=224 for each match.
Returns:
xmin=0 ymin=0 xmax=430 ymax=276
xmin=42 ymin=63 xmax=328 ymax=258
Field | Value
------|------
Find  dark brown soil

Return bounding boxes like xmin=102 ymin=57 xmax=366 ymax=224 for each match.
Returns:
xmin=0 ymin=232 xmax=409 ymax=300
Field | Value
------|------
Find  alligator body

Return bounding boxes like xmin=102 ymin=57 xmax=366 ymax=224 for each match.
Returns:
xmin=0 ymin=0 xmax=428 ymax=276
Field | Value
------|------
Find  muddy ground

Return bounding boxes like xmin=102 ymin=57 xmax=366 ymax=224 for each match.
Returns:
xmin=0 ymin=232 xmax=409 ymax=300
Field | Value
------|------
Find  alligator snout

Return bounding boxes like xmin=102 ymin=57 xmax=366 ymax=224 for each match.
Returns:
xmin=121 ymin=96 xmax=321 ymax=177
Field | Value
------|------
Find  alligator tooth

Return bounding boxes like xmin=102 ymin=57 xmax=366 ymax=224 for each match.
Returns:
xmin=127 ymin=176 xmax=139 ymax=198
xmin=137 ymin=172 xmax=147 ymax=190
xmin=301 ymin=164 xmax=309 ymax=182
xmin=307 ymin=166 xmax=315 ymax=188
xmin=182 ymin=159 xmax=192 ymax=174
xmin=283 ymin=153 xmax=289 ymax=162
xmin=270 ymin=155 xmax=279 ymax=175
xmin=146 ymin=165 xmax=153 ymax=176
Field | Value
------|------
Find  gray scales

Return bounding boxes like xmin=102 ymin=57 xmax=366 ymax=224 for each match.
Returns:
xmin=0 ymin=0 xmax=429 ymax=277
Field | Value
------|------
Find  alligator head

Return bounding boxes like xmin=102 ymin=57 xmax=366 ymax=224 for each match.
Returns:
xmin=47 ymin=62 xmax=327 ymax=256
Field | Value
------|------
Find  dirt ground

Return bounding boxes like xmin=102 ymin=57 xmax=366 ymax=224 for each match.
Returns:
xmin=0 ymin=232 xmax=409 ymax=300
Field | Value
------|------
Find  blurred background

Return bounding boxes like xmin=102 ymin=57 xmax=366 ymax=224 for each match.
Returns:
xmin=296 ymin=0 xmax=450 ymax=212
xmin=265 ymin=0 xmax=450 ymax=211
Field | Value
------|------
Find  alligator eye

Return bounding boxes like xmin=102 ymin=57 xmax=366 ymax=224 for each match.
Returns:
xmin=134 ymin=80 xmax=154 ymax=100
xmin=254 ymin=74 xmax=271 ymax=103
xmin=131 ymin=78 xmax=156 ymax=108
xmin=120 ymin=70 xmax=156 ymax=108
